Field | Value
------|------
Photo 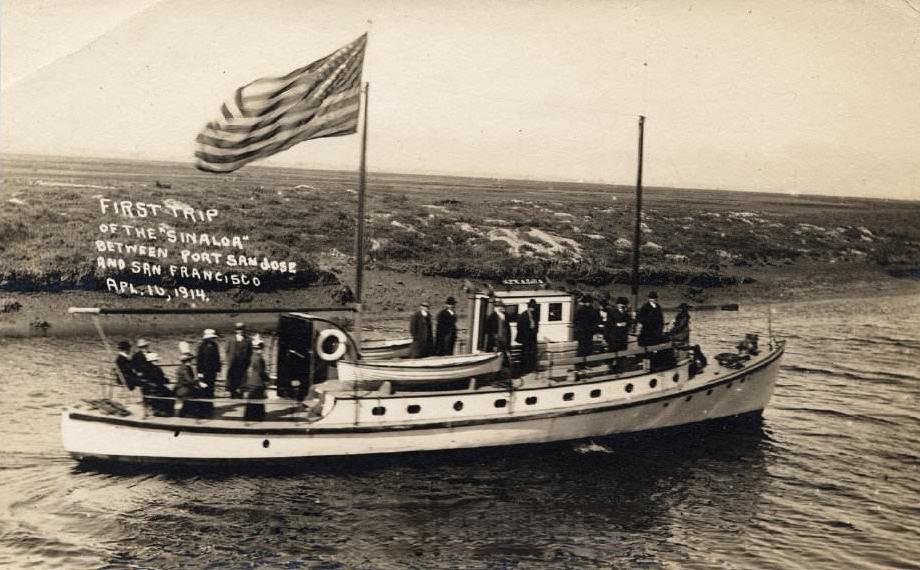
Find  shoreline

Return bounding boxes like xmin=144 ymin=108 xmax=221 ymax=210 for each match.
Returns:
xmin=2 ymin=266 xmax=917 ymax=339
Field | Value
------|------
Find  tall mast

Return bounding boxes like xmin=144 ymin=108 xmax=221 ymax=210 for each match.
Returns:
xmin=353 ymin=82 xmax=370 ymax=352
xmin=630 ymin=115 xmax=645 ymax=311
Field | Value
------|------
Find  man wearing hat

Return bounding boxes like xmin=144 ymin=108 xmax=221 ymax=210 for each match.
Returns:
xmin=196 ymin=329 xmax=221 ymax=415
xmin=637 ymin=291 xmax=665 ymax=346
xmin=225 ymin=322 xmax=252 ymax=398
xmin=175 ymin=350 xmax=201 ymax=418
xmin=608 ymin=297 xmax=633 ymax=352
xmin=435 ymin=296 xmax=459 ymax=356
xmin=114 ymin=340 xmax=140 ymax=391
xmin=244 ymin=336 xmax=270 ymax=421
xmin=669 ymin=303 xmax=692 ymax=347
xmin=516 ymin=299 xmax=540 ymax=373
xmin=484 ymin=299 xmax=511 ymax=355
xmin=132 ymin=344 xmax=174 ymax=417
xmin=408 ymin=302 xmax=434 ymax=358
xmin=573 ymin=296 xmax=600 ymax=357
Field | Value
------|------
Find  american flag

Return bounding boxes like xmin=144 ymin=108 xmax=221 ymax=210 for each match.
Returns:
xmin=195 ymin=34 xmax=367 ymax=173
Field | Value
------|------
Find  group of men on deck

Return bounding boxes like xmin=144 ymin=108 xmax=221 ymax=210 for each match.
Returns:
xmin=407 ymin=290 xmax=691 ymax=374
xmin=113 ymin=322 xmax=270 ymax=420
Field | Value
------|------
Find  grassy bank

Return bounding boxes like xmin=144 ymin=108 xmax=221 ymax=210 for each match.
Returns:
xmin=1 ymin=154 xmax=918 ymax=334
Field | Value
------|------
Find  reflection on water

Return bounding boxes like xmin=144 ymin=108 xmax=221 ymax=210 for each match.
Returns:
xmin=0 ymin=292 xmax=918 ymax=569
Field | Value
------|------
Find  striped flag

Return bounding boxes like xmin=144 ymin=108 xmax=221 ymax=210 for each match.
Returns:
xmin=195 ymin=34 xmax=367 ymax=173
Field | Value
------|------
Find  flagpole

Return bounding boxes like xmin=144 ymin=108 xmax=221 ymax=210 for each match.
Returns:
xmin=630 ymin=115 xmax=645 ymax=312
xmin=353 ymin=82 xmax=370 ymax=358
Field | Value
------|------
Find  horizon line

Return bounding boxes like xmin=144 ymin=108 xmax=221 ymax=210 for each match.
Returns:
xmin=1 ymin=150 xmax=916 ymax=204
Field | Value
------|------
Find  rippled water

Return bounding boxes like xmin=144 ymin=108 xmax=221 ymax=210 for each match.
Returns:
xmin=1 ymin=292 xmax=918 ymax=569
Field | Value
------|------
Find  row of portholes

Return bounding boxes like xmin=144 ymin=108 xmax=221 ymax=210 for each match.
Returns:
xmin=370 ymin=373 xmax=703 ymax=417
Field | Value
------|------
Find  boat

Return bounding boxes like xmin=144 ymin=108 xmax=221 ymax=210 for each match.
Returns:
xmin=61 ymin=290 xmax=784 ymax=463
xmin=58 ymin=42 xmax=786 ymax=464
xmin=336 ymin=352 xmax=502 ymax=385
xmin=360 ymin=337 xmax=412 ymax=360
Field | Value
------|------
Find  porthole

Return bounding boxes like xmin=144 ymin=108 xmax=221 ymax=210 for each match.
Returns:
xmin=453 ymin=401 xmax=464 ymax=411
xmin=663 ymin=402 xmax=670 ymax=408
xmin=590 ymin=389 xmax=601 ymax=398
xmin=707 ymin=389 xmax=713 ymax=396
xmin=649 ymin=378 xmax=658 ymax=389
xmin=685 ymin=395 xmax=692 ymax=402
xmin=525 ymin=396 xmax=537 ymax=405
xmin=494 ymin=399 xmax=507 ymax=408
xmin=173 ymin=430 xmax=181 ymax=437
xmin=262 ymin=439 xmax=270 ymax=448
xmin=672 ymin=373 xmax=680 ymax=383
xmin=563 ymin=392 xmax=574 ymax=401
xmin=727 ymin=383 xmax=733 ymax=389
xmin=372 ymin=406 xmax=386 ymax=416
xmin=625 ymin=384 xmax=634 ymax=393
xmin=740 ymin=376 xmax=746 ymax=384
xmin=407 ymin=405 xmax=421 ymax=414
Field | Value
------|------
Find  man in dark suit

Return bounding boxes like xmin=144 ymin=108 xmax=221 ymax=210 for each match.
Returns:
xmin=669 ymin=303 xmax=691 ymax=347
xmin=573 ymin=296 xmax=600 ymax=357
xmin=408 ymin=302 xmax=434 ymax=358
xmin=225 ymin=322 xmax=252 ymax=398
xmin=435 ymin=296 xmax=459 ymax=356
xmin=484 ymin=300 xmax=513 ymax=369
xmin=114 ymin=340 xmax=140 ymax=390
xmin=637 ymin=291 xmax=665 ymax=346
xmin=516 ymin=299 xmax=540 ymax=373
xmin=608 ymin=297 xmax=632 ymax=352
xmin=196 ymin=328 xmax=221 ymax=416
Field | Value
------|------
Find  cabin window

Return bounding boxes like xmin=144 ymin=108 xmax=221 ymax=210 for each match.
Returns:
xmin=685 ymin=395 xmax=692 ymax=402
xmin=663 ymin=402 xmax=670 ymax=408
xmin=453 ymin=401 xmax=464 ymax=411
xmin=727 ymin=383 xmax=733 ymax=389
xmin=590 ymin=389 xmax=601 ymax=398
xmin=740 ymin=376 xmax=747 ymax=384
xmin=262 ymin=439 xmax=270 ymax=448
xmin=494 ymin=399 xmax=507 ymax=408
xmin=525 ymin=396 xmax=537 ymax=405
xmin=372 ymin=406 xmax=386 ymax=416
xmin=649 ymin=378 xmax=658 ymax=389
xmin=706 ymin=389 xmax=713 ymax=396
xmin=407 ymin=405 xmax=421 ymax=414
xmin=672 ymin=373 xmax=680 ymax=383
xmin=504 ymin=304 xmax=520 ymax=320
xmin=563 ymin=392 xmax=574 ymax=401
xmin=548 ymin=302 xmax=563 ymax=322
xmin=625 ymin=383 xmax=634 ymax=393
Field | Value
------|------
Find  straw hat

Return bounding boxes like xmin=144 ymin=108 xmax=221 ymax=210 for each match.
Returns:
xmin=136 ymin=338 xmax=150 ymax=348
xmin=234 ymin=322 xmax=245 ymax=330
xmin=203 ymin=328 xmax=217 ymax=339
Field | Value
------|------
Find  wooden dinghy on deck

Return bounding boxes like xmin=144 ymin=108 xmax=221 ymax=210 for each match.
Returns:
xmin=336 ymin=352 xmax=502 ymax=384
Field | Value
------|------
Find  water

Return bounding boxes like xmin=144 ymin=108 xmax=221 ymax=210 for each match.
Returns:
xmin=0 ymin=292 xmax=918 ymax=569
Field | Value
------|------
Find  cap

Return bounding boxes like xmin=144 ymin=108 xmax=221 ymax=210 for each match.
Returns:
xmin=527 ymin=298 xmax=538 ymax=307
xmin=136 ymin=338 xmax=150 ymax=348
xmin=648 ymin=291 xmax=659 ymax=299
xmin=203 ymin=328 xmax=217 ymax=339
xmin=117 ymin=340 xmax=131 ymax=351
xmin=446 ymin=296 xmax=456 ymax=305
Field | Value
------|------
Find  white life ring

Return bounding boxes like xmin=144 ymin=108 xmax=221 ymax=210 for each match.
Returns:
xmin=316 ymin=328 xmax=348 ymax=361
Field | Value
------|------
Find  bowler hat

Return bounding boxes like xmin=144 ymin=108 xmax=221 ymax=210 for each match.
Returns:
xmin=446 ymin=296 xmax=456 ymax=305
xmin=527 ymin=298 xmax=538 ymax=307
xmin=615 ymin=296 xmax=629 ymax=305
xmin=678 ymin=302 xmax=690 ymax=310
xmin=117 ymin=340 xmax=131 ymax=351
xmin=648 ymin=291 xmax=659 ymax=299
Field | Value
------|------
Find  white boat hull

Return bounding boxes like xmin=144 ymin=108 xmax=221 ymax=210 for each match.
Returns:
xmin=61 ymin=344 xmax=783 ymax=464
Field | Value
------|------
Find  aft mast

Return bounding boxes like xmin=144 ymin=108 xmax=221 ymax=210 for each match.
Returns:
xmin=630 ymin=115 xmax=646 ymax=311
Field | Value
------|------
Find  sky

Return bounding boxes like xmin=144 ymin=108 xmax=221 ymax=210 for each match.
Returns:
xmin=2 ymin=0 xmax=919 ymax=199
